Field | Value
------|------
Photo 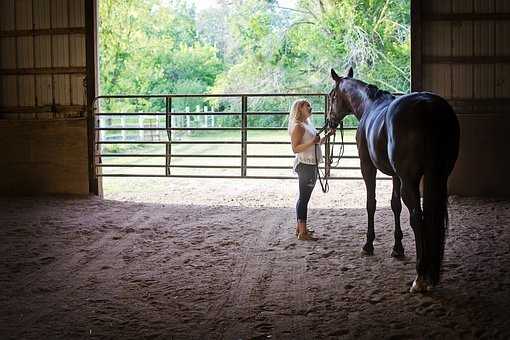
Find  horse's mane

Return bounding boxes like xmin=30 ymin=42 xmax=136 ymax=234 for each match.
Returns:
xmin=344 ymin=78 xmax=392 ymax=100
xmin=365 ymin=84 xmax=393 ymax=100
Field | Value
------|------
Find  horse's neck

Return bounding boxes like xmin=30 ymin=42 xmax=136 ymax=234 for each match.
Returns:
xmin=345 ymin=86 xmax=371 ymax=121
xmin=346 ymin=84 xmax=392 ymax=121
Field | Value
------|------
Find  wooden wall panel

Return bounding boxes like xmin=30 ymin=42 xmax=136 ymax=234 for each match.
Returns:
xmin=69 ymin=0 xmax=85 ymax=27
xmin=0 ymin=38 xmax=17 ymax=68
xmin=52 ymin=35 xmax=69 ymax=67
xmin=35 ymin=75 xmax=53 ymax=105
xmin=18 ymin=75 xmax=36 ymax=106
xmin=70 ymin=34 xmax=86 ymax=66
xmin=495 ymin=64 xmax=510 ymax=98
xmin=474 ymin=65 xmax=494 ymax=98
xmin=423 ymin=22 xmax=451 ymax=56
xmin=1 ymin=1 xmax=89 ymax=116
xmin=426 ymin=0 xmax=451 ymax=14
xmin=1 ymin=76 xmax=18 ymax=106
xmin=0 ymin=0 xmax=15 ymax=31
xmin=495 ymin=22 xmax=510 ymax=56
xmin=33 ymin=0 xmax=51 ymax=29
xmin=51 ymin=0 xmax=69 ymax=28
xmin=474 ymin=22 xmax=494 ymax=56
xmin=452 ymin=65 xmax=473 ymax=98
xmin=17 ymin=37 xmax=35 ymax=68
xmin=16 ymin=0 xmax=33 ymax=30
xmin=449 ymin=114 xmax=510 ymax=197
xmin=71 ymin=74 xmax=85 ymax=105
xmin=452 ymin=21 xmax=473 ymax=56
xmin=0 ymin=119 xmax=89 ymax=195
xmin=495 ymin=0 xmax=510 ymax=12
xmin=34 ymin=36 xmax=52 ymax=67
xmin=474 ymin=0 xmax=494 ymax=13
xmin=54 ymin=74 xmax=71 ymax=105
xmin=452 ymin=0 xmax=472 ymax=13
xmin=423 ymin=64 xmax=452 ymax=98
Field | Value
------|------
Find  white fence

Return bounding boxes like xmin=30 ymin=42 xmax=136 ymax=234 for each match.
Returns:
xmin=99 ymin=105 xmax=216 ymax=141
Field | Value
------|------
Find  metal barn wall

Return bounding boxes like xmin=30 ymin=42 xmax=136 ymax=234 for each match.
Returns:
xmin=0 ymin=0 xmax=96 ymax=195
xmin=413 ymin=0 xmax=510 ymax=196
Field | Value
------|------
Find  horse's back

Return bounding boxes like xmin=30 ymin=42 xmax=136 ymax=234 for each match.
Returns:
xmin=386 ymin=92 xmax=459 ymax=176
xmin=388 ymin=92 xmax=455 ymax=125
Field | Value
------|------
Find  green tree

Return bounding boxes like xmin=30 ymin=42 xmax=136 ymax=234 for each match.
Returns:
xmin=99 ymin=0 xmax=410 ymax=129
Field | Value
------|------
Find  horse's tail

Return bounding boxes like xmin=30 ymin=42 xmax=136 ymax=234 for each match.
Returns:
xmin=422 ymin=166 xmax=449 ymax=286
xmin=422 ymin=103 xmax=459 ymax=286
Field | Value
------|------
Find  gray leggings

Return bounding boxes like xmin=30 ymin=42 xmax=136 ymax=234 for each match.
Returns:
xmin=296 ymin=163 xmax=317 ymax=222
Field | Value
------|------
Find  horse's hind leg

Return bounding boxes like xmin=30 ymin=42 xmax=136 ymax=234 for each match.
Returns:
xmin=400 ymin=176 xmax=428 ymax=292
xmin=391 ymin=176 xmax=404 ymax=258
xmin=361 ymin=160 xmax=377 ymax=256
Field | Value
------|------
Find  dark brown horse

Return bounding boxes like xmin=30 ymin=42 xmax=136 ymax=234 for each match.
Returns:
xmin=328 ymin=67 xmax=459 ymax=292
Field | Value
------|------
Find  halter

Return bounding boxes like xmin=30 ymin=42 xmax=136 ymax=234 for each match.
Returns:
xmin=315 ymin=120 xmax=344 ymax=193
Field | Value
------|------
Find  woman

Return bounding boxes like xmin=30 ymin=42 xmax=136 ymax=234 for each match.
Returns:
xmin=288 ymin=99 xmax=332 ymax=241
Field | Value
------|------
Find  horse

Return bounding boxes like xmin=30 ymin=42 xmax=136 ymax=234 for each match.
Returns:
xmin=328 ymin=67 xmax=459 ymax=293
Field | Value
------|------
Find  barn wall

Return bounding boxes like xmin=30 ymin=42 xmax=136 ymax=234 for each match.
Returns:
xmin=414 ymin=0 xmax=510 ymax=196
xmin=0 ymin=119 xmax=89 ymax=194
xmin=0 ymin=0 xmax=96 ymax=195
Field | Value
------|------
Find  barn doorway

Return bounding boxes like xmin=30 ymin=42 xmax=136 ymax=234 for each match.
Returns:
xmin=95 ymin=0 xmax=411 ymax=205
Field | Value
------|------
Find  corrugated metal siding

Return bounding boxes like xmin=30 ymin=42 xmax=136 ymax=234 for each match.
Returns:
xmin=415 ymin=0 xmax=510 ymax=196
xmin=415 ymin=0 xmax=510 ymax=113
xmin=0 ymin=0 xmax=87 ymax=119
xmin=0 ymin=0 xmax=93 ymax=196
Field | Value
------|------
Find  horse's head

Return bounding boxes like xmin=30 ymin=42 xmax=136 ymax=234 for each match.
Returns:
xmin=327 ymin=67 xmax=354 ymax=128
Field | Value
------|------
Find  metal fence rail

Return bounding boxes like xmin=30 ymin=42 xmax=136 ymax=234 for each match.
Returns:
xmin=93 ymin=93 xmax=390 ymax=180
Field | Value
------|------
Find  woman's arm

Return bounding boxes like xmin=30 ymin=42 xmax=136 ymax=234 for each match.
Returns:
xmin=291 ymin=125 xmax=319 ymax=153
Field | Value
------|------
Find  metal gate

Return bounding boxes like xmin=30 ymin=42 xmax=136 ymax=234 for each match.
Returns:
xmin=93 ymin=93 xmax=386 ymax=180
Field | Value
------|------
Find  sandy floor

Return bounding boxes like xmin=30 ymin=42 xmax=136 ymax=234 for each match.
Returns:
xmin=1 ymin=179 xmax=509 ymax=339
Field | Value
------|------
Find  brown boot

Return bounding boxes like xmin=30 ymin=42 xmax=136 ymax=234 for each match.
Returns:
xmin=297 ymin=231 xmax=318 ymax=241
xmin=296 ymin=221 xmax=318 ymax=241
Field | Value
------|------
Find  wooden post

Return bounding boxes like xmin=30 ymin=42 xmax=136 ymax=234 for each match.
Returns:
xmin=186 ymin=106 xmax=191 ymax=136
xmin=121 ymin=116 xmax=127 ymax=141
xmin=411 ymin=0 xmax=423 ymax=91
xmin=138 ymin=116 xmax=144 ymax=141
xmin=86 ymin=0 xmax=100 ymax=195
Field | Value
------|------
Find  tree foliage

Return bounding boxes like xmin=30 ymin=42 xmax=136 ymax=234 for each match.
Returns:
xmin=99 ymin=0 xmax=410 ymax=125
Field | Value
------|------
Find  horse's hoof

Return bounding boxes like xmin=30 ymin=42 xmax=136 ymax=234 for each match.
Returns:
xmin=409 ymin=277 xmax=431 ymax=293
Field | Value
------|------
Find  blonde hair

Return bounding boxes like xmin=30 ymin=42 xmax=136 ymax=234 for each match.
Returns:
xmin=288 ymin=99 xmax=311 ymax=133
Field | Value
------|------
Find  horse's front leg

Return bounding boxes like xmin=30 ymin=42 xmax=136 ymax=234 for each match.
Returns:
xmin=360 ymin=156 xmax=377 ymax=256
xmin=391 ymin=176 xmax=405 ymax=258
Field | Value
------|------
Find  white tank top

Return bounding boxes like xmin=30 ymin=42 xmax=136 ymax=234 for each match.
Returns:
xmin=289 ymin=120 xmax=322 ymax=171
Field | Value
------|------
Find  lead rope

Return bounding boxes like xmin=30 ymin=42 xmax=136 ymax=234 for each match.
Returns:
xmin=331 ymin=121 xmax=345 ymax=168
xmin=315 ymin=120 xmax=344 ymax=193
xmin=315 ymin=121 xmax=331 ymax=193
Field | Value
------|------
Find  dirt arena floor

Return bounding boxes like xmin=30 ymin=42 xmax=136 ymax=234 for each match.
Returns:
xmin=1 ymin=178 xmax=510 ymax=339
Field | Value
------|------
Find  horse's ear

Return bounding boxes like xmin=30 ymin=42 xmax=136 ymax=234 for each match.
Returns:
xmin=331 ymin=68 xmax=341 ymax=82
xmin=347 ymin=66 xmax=354 ymax=78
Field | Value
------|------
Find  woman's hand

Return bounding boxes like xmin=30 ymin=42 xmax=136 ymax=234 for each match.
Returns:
xmin=320 ymin=129 xmax=336 ymax=144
